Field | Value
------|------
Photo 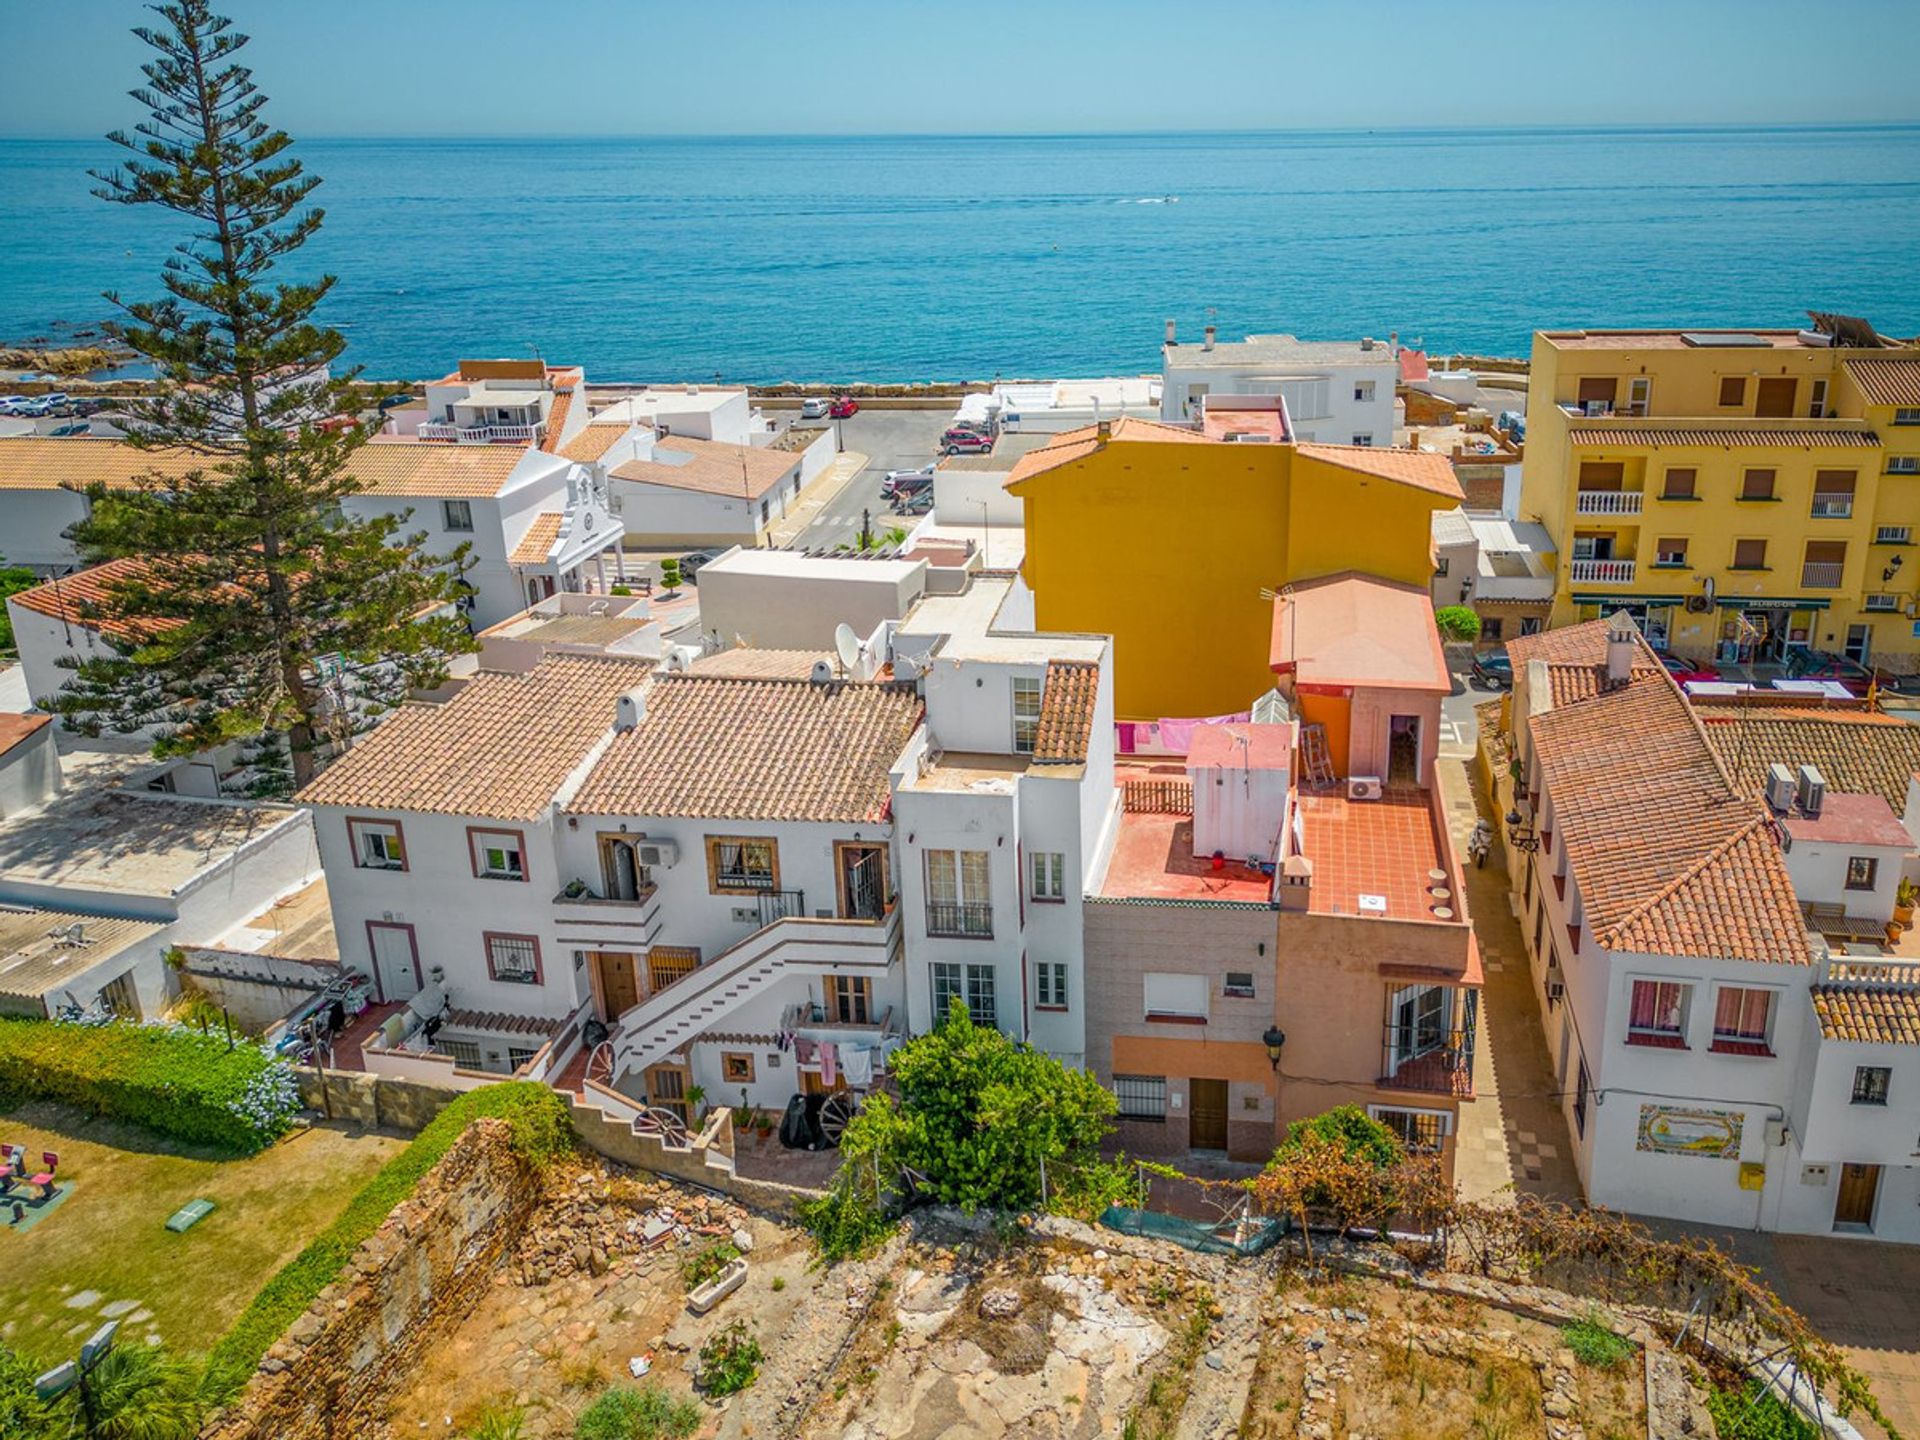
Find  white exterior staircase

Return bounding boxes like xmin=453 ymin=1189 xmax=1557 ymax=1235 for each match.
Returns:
xmin=609 ymin=911 xmax=901 ymax=1083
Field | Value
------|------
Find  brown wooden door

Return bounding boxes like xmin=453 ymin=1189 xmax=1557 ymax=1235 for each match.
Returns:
xmin=594 ymin=952 xmax=639 ymax=1020
xmin=1755 ymin=377 xmax=1797 ymax=418
xmin=1189 ymin=1078 xmax=1229 ymax=1151
xmin=1835 ymin=1163 xmax=1881 ymax=1227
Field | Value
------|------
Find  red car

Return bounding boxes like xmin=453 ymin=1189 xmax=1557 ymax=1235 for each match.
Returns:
xmin=828 ymin=396 xmax=859 ymax=419
xmin=1652 ymin=649 xmax=1720 ymax=685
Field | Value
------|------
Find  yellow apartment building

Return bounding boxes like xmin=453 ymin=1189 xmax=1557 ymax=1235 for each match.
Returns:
xmin=1519 ymin=327 xmax=1920 ymax=669
xmin=1007 ymin=416 xmax=1462 ymax=720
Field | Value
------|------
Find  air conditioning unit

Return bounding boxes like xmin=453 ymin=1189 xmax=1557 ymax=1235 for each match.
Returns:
xmin=1348 ymin=776 xmax=1383 ymax=801
xmin=637 ymin=840 xmax=678 ymax=868
xmin=1546 ymin=978 xmax=1565 ymax=1002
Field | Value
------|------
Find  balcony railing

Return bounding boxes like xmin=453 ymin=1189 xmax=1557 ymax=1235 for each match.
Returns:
xmin=1801 ymin=561 xmax=1845 ymax=588
xmin=1380 ymin=1026 xmax=1476 ymax=1097
xmin=418 ymin=420 xmax=547 ymax=444
xmin=1575 ymin=490 xmax=1643 ymax=516
xmin=755 ymin=889 xmax=807 ymax=926
xmin=926 ymin=901 xmax=994 ymax=939
xmin=1810 ymin=496 xmax=1854 ymax=519
xmin=1568 ymin=558 xmax=1636 ymax=584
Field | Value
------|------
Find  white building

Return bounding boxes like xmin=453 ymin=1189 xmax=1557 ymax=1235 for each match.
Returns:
xmin=692 ymin=549 xmax=930 ymax=654
xmin=405 ymin=360 xmax=592 ymax=450
xmin=1159 ymin=324 xmax=1400 ymax=447
xmin=587 ymin=387 xmax=767 ymax=447
xmin=1506 ymin=617 xmax=1920 ymax=1240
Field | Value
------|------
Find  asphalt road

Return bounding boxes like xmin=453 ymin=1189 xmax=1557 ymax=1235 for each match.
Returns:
xmin=784 ymin=404 xmax=1157 ymax=551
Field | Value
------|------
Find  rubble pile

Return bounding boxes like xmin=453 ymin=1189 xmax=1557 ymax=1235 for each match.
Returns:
xmin=512 ymin=1160 xmax=753 ymax=1287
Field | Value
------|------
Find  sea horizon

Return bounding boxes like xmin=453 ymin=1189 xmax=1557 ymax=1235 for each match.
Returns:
xmin=4 ymin=122 xmax=1918 ymax=382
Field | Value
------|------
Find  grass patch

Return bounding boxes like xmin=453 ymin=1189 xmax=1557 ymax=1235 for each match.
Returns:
xmin=1561 ymin=1313 xmax=1636 ymax=1370
xmin=1707 ymin=1381 xmax=1820 ymax=1440
xmin=0 ymin=1101 xmax=401 ymax=1364
xmin=203 ymin=1082 xmax=572 ymax=1397
xmin=573 ymin=1382 xmax=701 ymax=1440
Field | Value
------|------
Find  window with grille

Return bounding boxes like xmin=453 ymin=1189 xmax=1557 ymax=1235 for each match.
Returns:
xmin=1030 ymin=851 xmax=1066 ymax=901
xmin=1036 ymin=962 xmax=1068 ymax=1009
xmin=1847 ymin=856 xmax=1878 ymax=891
xmin=439 ymin=1038 xmax=483 ymax=1069
xmin=1370 ymin=1106 xmax=1449 ymax=1155
xmin=708 ymin=837 xmax=777 ymax=892
xmin=507 ymin=1047 xmax=539 ymax=1072
xmin=1877 ymin=525 xmax=1912 ymax=544
xmin=1224 ymin=971 xmax=1256 ymax=998
xmin=486 ymin=933 xmax=541 ymax=984
xmin=1852 ymin=1066 xmax=1891 ymax=1106
xmin=1012 ymin=676 xmax=1043 ymax=753
xmin=1889 ymin=456 xmax=1920 ymax=475
xmin=1114 ymin=1074 xmax=1166 ymax=1120
xmin=470 ymin=828 xmax=526 ymax=881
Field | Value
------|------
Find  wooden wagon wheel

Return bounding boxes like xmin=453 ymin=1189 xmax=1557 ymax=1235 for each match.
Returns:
xmin=818 ymin=1090 xmax=858 ymax=1147
xmin=634 ymin=1106 xmax=690 ymax=1146
xmin=584 ymin=1039 xmax=618 ymax=1090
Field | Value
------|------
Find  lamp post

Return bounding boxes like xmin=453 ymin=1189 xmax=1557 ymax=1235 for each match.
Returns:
xmin=1505 ymin=808 xmax=1540 ymax=853
xmin=1262 ymin=1026 xmax=1287 ymax=1069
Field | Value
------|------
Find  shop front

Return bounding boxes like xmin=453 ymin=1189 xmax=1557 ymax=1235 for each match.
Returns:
xmin=1712 ymin=597 xmax=1826 ymax=665
xmin=1569 ymin=594 xmax=1683 ymax=648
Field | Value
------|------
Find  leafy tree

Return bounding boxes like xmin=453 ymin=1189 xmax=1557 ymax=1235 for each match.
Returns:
xmin=658 ymin=557 xmax=682 ymax=595
xmin=1273 ymin=1103 xmax=1406 ymax=1170
xmin=82 ymin=1344 xmax=207 ymax=1440
xmin=55 ymin=1 xmax=472 ymax=789
xmin=801 ymin=1000 xmax=1119 ymax=1258
xmin=1434 ymin=604 xmax=1482 ymax=643
xmin=0 ymin=566 xmax=37 ymax=653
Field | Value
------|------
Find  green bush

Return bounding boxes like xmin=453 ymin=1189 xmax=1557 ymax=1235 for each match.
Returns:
xmin=1435 ymin=604 xmax=1482 ymax=644
xmin=1560 ymin=1313 xmax=1635 ymax=1369
xmin=1272 ymin=1104 xmax=1406 ymax=1170
xmin=0 ymin=1017 xmax=299 ymax=1153
xmin=1707 ymin=1381 xmax=1819 ymax=1440
xmin=696 ymin=1321 xmax=763 ymax=1397
xmin=574 ymin=1382 xmax=701 ymax=1440
xmin=204 ymin=1082 xmax=573 ymax=1397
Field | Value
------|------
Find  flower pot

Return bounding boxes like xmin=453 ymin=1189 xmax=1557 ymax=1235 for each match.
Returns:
xmin=686 ymin=1256 xmax=749 ymax=1314
xmin=1895 ymin=903 xmax=1914 ymax=930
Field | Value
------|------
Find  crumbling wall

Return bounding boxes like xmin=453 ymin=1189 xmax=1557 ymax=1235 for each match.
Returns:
xmin=202 ymin=1118 xmax=538 ymax=1440
xmin=292 ymin=1066 xmax=464 ymax=1133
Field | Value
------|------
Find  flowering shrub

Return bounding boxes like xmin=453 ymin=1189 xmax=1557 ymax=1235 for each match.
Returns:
xmin=0 ymin=1016 xmax=300 ymax=1153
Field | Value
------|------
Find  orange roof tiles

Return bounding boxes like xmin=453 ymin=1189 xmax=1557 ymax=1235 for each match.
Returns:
xmin=561 ymin=423 xmax=630 ymax=464
xmin=1811 ymin=986 xmax=1920 ymax=1044
xmin=1506 ymin=616 xmax=1653 ymax=672
xmin=1527 ymin=667 xmax=1811 ymax=965
xmin=1700 ymin=708 xmax=1920 ymax=811
xmin=0 ymin=437 xmax=527 ymax=499
xmin=1032 ymin=660 xmax=1099 ymax=763
xmin=570 ymin=675 xmax=922 ymax=822
xmin=1545 ymin=659 xmax=1663 ymax=707
xmin=1843 ymin=358 xmax=1920 ymax=408
xmin=611 ymin=436 xmax=797 ymax=500
xmin=1567 ymin=426 xmax=1880 ymax=449
xmin=1269 ymin=572 xmax=1449 ymax=691
xmin=7 ymin=557 xmax=184 ymax=642
xmin=686 ymin=650 xmax=831 ymax=680
xmin=539 ymin=387 xmax=573 ymax=454
xmin=1003 ymin=416 xmax=1209 ymax=489
xmin=509 ymin=513 xmax=563 ymax=566
xmin=296 ymin=655 xmax=652 ymax=821
xmin=1293 ymin=443 xmax=1464 ymax=500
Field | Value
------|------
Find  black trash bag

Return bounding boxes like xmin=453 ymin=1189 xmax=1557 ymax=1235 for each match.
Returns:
xmin=778 ymin=1093 xmax=813 ymax=1149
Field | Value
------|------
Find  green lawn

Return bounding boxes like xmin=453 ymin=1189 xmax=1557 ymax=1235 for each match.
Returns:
xmin=0 ymin=1100 xmax=403 ymax=1365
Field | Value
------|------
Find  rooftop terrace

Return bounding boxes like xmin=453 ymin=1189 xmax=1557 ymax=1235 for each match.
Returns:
xmin=1292 ymin=788 xmax=1458 ymax=923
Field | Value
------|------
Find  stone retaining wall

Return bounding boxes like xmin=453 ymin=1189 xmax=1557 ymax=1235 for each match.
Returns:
xmin=293 ymin=1066 xmax=464 ymax=1134
xmin=202 ymin=1118 xmax=538 ymax=1440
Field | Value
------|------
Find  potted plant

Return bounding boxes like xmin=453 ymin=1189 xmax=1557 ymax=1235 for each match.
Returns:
xmin=1897 ymin=878 xmax=1918 ymax=929
xmin=685 ymin=1083 xmax=707 ymax=1124
xmin=755 ymin=1109 xmax=775 ymax=1140
xmin=561 ymin=877 xmax=589 ymax=900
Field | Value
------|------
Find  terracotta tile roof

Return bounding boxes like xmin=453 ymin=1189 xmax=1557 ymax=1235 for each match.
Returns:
xmin=1033 ymin=660 xmax=1099 ymax=763
xmin=0 ymin=714 xmax=51 ymax=757
xmin=1528 ymin=668 xmax=1811 ymax=965
xmin=570 ymin=675 xmax=922 ymax=821
xmin=561 ymin=423 xmax=630 ymax=464
xmin=538 ymin=386 xmax=574 ymax=454
xmin=0 ymin=437 xmax=527 ymax=499
xmin=1545 ymin=660 xmax=1664 ymax=707
xmin=687 ymin=649 xmax=831 ymax=679
xmin=1506 ymin=616 xmax=1656 ymax=672
xmin=1701 ymin=708 xmax=1920 ymax=811
xmin=1810 ymin=985 xmax=1920 ymax=1045
xmin=509 ymin=513 xmax=563 ymax=566
xmin=1567 ymin=426 xmax=1880 ymax=449
xmin=1843 ymin=358 xmax=1920 ymax=408
xmin=1269 ymin=571 xmax=1449 ymax=691
xmin=611 ymin=435 xmax=796 ymax=499
xmin=1293 ymin=442 xmax=1464 ymax=500
xmin=444 ymin=1008 xmax=561 ymax=1039
xmin=7 ymin=557 xmax=181 ymax=642
xmin=1003 ymin=416 xmax=1209 ymax=489
xmin=296 ymin=655 xmax=652 ymax=821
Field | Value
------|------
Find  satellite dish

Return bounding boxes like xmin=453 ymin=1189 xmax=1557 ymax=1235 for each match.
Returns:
xmin=834 ymin=623 xmax=860 ymax=674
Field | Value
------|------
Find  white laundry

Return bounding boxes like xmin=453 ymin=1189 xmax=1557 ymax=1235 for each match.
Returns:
xmin=840 ymin=1045 xmax=874 ymax=1087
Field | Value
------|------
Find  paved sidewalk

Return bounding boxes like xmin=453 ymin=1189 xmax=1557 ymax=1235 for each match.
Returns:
xmin=1436 ymin=756 xmax=1584 ymax=1206
xmin=766 ymin=449 xmax=868 ymax=549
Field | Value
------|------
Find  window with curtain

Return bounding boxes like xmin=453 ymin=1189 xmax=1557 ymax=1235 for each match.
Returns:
xmin=1628 ymin=979 xmax=1689 ymax=1040
xmin=1713 ymin=987 xmax=1773 ymax=1047
xmin=709 ymin=837 xmax=777 ymax=891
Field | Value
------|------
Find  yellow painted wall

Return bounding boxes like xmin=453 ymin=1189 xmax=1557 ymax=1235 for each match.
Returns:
xmin=1017 ymin=440 xmax=1453 ymax=719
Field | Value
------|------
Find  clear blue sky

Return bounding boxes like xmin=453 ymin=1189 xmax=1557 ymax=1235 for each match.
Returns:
xmin=6 ymin=0 xmax=1919 ymax=137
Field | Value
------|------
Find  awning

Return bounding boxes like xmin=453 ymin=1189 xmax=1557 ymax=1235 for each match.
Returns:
xmin=1715 ymin=596 xmax=1831 ymax=611
xmin=1570 ymin=594 xmax=1687 ymax=607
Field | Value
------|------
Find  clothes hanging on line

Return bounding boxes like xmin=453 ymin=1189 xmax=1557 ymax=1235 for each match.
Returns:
xmin=840 ymin=1045 xmax=873 ymax=1087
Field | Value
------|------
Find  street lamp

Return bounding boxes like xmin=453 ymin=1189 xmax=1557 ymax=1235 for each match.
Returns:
xmin=1262 ymin=1026 xmax=1287 ymax=1070
xmin=1505 ymin=808 xmax=1540 ymax=853
xmin=36 ymin=1319 xmax=118 ymax=1436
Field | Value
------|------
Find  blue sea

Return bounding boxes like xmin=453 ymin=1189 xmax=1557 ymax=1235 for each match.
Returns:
xmin=1 ymin=126 xmax=1917 ymax=382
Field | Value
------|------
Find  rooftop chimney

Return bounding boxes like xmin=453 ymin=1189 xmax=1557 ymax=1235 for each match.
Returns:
xmin=1389 ymin=330 xmax=1399 ymax=354
xmin=614 ymin=687 xmax=647 ymax=733
xmin=1361 ymin=336 xmax=1376 ymax=352
xmin=1796 ymin=764 xmax=1826 ymax=819
xmin=1603 ymin=610 xmax=1637 ymax=686
xmin=1203 ymin=325 xmax=1216 ymax=352
xmin=1096 ymin=418 xmax=1112 ymax=442
xmin=1165 ymin=318 xmax=1177 ymax=346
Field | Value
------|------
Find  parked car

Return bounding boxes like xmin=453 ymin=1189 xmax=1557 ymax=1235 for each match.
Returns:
xmin=679 ymin=549 xmax=725 ymax=585
xmin=1652 ymin=649 xmax=1720 ymax=685
xmin=1470 ymin=649 xmax=1513 ymax=689
xmin=1784 ymin=649 xmax=1874 ymax=695
xmin=70 ymin=397 xmax=113 ymax=416
xmin=799 ymin=397 xmax=830 ymax=420
xmin=828 ymin=396 xmax=859 ymax=419
xmin=880 ymin=463 xmax=936 ymax=499
xmin=0 ymin=397 xmax=29 ymax=416
xmin=38 ymin=393 xmax=70 ymax=412
xmin=893 ymin=488 xmax=933 ymax=516
xmin=47 ymin=421 xmax=91 ymax=438
xmin=1870 ymin=666 xmax=1920 ymax=696
xmin=943 ymin=430 xmax=994 ymax=456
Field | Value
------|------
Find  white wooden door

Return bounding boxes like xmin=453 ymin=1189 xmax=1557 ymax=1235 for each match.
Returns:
xmin=368 ymin=923 xmax=420 ymax=1002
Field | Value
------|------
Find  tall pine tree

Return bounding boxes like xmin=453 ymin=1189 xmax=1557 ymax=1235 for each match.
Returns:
xmin=55 ymin=1 xmax=472 ymax=790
